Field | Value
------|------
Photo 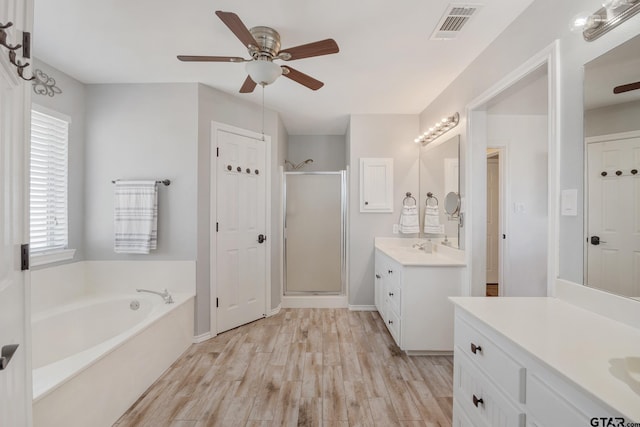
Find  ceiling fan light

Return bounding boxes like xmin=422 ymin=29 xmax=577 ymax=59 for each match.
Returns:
xmin=246 ymin=60 xmax=282 ymax=86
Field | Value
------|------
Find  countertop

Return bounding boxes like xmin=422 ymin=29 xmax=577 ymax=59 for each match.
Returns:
xmin=375 ymin=237 xmax=466 ymax=267
xmin=450 ymin=297 xmax=640 ymax=421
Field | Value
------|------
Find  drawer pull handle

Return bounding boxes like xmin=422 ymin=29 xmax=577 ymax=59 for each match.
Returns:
xmin=470 ymin=343 xmax=482 ymax=354
xmin=388 ymin=292 xmax=394 ymax=296
xmin=388 ymin=320 xmax=393 ymax=325
xmin=472 ymin=395 xmax=484 ymax=408
xmin=388 ymin=270 xmax=393 ymax=274
xmin=375 ymin=274 xmax=381 ymax=279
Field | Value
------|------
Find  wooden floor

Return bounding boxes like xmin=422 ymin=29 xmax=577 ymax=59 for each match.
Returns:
xmin=114 ymin=309 xmax=453 ymax=427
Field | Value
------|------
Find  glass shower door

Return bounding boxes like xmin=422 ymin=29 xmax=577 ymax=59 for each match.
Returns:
xmin=284 ymin=172 xmax=345 ymax=294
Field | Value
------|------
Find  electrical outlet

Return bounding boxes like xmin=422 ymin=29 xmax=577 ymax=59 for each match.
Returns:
xmin=392 ymin=224 xmax=399 ymax=234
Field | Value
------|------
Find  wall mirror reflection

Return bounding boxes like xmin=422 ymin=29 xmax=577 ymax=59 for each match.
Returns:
xmin=419 ymin=135 xmax=460 ymax=248
xmin=584 ymin=33 xmax=640 ymax=300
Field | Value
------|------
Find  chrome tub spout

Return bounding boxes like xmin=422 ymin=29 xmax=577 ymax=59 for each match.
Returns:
xmin=136 ymin=288 xmax=174 ymax=304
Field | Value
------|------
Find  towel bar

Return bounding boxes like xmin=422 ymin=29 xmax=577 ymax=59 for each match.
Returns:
xmin=112 ymin=179 xmax=171 ymax=186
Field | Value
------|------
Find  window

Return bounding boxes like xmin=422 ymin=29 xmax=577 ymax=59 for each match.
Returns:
xmin=29 ymin=106 xmax=74 ymax=264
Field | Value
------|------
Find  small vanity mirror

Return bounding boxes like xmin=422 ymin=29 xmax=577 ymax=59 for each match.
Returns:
xmin=444 ymin=191 xmax=461 ymax=217
xmin=584 ymin=33 xmax=640 ymax=300
xmin=419 ymin=135 xmax=460 ymax=248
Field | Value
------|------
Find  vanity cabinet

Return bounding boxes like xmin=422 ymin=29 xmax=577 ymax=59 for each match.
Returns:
xmin=374 ymin=249 xmax=463 ymax=352
xmin=452 ymin=304 xmax=626 ymax=427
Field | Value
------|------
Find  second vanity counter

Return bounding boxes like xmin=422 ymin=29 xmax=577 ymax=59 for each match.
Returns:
xmin=374 ymin=237 xmax=466 ymax=354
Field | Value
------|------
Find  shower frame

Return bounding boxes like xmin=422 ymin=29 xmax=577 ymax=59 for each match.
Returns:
xmin=283 ymin=170 xmax=347 ymax=296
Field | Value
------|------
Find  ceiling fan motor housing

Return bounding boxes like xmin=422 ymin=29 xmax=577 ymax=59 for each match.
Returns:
xmin=249 ymin=26 xmax=281 ymax=59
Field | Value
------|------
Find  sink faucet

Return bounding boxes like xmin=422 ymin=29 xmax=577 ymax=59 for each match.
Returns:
xmin=412 ymin=242 xmax=429 ymax=251
xmin=136 ymin=288 xmax=174 ymax=304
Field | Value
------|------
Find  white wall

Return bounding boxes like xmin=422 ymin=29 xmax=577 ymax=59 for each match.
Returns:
xmin=84 ymin=83 xmax=198 ymax=260
xmin=348 ymin=115 xmax=419 ymax=306
xmin=418 ymin=0 xmax=640 ymax=286
xmin=32 ymin=59 xmax=85 ymax=262
xmin=287 ymin=135 xmax=346 ymax=171
xmin=196 ymin=84 xmax=286 ymax=335
xmin=585 ymin=100 xmax=640 ymax=137
xmin=487 ymin=114 xmax=548 ymax=296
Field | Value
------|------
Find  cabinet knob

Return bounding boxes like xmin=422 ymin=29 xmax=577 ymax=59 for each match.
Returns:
xmin=470 ymin=343 xmax=482 ymax=354
xmin=365 ymin=201 xmax=369 ymax=205
xmin=388 ymin=320 xmax=393 ymax=325
xmin=616 ymin=170 xmax=622 ymax=176
xmin=472 ymin=395 xmax=484 ymax=408
xmin=632 ymin=169 xmax=638 ymax=175
xmin=388 ymin=292 xmax=394 ymax=296
xmin=375 ymin=274 xmax=381 ymax=279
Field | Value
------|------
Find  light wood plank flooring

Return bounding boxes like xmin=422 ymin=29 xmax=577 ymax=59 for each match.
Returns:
xmin=114 ymin=309 xmax=453 ymax=427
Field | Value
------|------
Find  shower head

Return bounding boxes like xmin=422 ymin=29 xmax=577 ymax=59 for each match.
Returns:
xmin=303 ymin=159 xmax=313 ymax=165
xmin=286 ymin=159 xmax=314 ymax=170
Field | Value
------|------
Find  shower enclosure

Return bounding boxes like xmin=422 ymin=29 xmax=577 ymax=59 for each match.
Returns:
xmin=283 ymin=171 xmax=346 ymax=295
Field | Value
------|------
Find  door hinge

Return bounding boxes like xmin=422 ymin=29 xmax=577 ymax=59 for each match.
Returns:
xmin=216 ymin=298 xmax=219 ymax=308
xmin=216 ymin=147 xmax=219 ymax=157
xmin=20 ymin=244 xmax=29 ymax=271
xmin=216 ymin=222 xmax=219 ymax=232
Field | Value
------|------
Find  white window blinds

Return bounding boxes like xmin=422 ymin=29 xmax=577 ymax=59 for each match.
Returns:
xmin=30 ymin=109 xmax=69 ymax=254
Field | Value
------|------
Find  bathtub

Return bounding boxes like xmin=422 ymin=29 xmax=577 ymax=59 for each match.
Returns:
xmin=32 ymin=291 xmax=194 ymax=427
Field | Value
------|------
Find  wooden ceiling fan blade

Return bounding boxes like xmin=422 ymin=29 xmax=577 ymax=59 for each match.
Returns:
xmin=177 ymin=55 xmax=245 ymax=62
xmin=239 ymin=76 xmax=257 ymax=93
xmin=215 ymin=11 xmax=259 ymax=49
xmin=282 ymin=66 xmax=324 ymax=90
xmin=280 ymin=39 xmax=339 ymax=61
xmin=614 ymin=81 xmax=640 ymax=94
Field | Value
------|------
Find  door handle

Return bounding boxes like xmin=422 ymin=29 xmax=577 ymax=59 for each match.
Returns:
xmin=590 ymin=236 xmax=606 ymax=245
xmin=0 ymin=344 xmax=19 ymax=371
xmin=258 ymin=234 xmax=266 ymax=244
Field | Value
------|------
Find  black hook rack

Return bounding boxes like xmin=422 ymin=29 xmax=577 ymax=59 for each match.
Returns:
xmin=0 ymin=22 xmax=33 ymax=81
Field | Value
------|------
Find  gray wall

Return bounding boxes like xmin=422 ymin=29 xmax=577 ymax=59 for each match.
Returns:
xmin=197 ymin=84 xmax=286 ymax=335
xmin=417 ymin=0 xmax=640 ymax=285
xmin=585 ymin=100 xmax=640 ymax=137
xmin=84 ymin=83 xmax=198 ymax=261
xmin=32 ymin=59 xmax=85 ymax=262
xmin=287 ymin=135 xmax=346 ymax=171
xmin=348 ymin=115 xmax=419 ymax=306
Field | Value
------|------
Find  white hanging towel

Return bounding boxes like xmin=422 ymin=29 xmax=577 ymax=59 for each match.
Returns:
xmin=399 ymin=205 xmax=420 ymax=234
xmin=424 ymin=205 xmax=444 ymax=234
xmin=114 ymin=180 xmax=158 ymax=254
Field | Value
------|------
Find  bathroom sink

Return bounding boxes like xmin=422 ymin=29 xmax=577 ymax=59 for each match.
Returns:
xmin=395 ymin=245 xmax=433 ymax=255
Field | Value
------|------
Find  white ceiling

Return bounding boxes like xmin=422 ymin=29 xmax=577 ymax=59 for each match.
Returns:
xmin=33 ymin=0 xmax=535 ymax=135
xmin=585 ymin=33 xmax=640 ymax=111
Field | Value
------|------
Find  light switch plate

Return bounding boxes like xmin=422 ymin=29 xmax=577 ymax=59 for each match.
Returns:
xmin=392 ymin=224 xmax=399 ymax=234
xmin=561 ymin=189 xmax=578 ymax=216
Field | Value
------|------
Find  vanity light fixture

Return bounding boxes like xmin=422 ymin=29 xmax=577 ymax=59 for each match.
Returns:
xmin=575 ymin=0 xmax=640 ymax=41
xmin=414 ymin=113 xmax=460 ymax=145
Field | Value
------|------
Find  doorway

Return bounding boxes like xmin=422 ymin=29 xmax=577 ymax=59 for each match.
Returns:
xmin=283 ymin=171 xmax=346 ymax=297
xmin=486 ymin=150 xmax=501 ymax=296
xmin=211 ymin=123 xmax=271 ymax=334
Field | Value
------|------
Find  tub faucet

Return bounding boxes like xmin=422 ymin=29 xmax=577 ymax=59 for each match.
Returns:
xmin=136 ymin=288 xmax=174 ymax=304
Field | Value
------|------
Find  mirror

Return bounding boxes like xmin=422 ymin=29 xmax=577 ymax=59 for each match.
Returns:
xmin=444 ymin=192 xmax=461 ymax=217
xmin=584 ymin=33 xmax=640 ymax=300
xmin=419 ymin=135 xmax=460 ymax=248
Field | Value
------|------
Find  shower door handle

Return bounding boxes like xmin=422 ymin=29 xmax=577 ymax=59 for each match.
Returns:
xmin=258 ymin=234 xmax=266 ymax=244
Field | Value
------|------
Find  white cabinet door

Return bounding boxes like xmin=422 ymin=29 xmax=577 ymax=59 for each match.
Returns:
xmin=360 ymin=158 xmax=393 ymax=212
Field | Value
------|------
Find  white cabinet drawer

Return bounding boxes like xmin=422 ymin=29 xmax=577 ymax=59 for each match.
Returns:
xmin=453 ymin=401 xmax=480 ymax=427
xmin=455 ymin=351 xmax=525 ymax=427
xmin=385 ymin=308 xmax=401 ymax=343
xmin=385 ymin=281 xmax=401 ymax=316
xmin=455 ymin=316 xmax=526 ymax=403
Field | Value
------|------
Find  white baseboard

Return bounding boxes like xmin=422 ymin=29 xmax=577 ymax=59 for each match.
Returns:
xmin=348 ymin=305 xmax=377 ymax=311
xmin=281 ymin=295 xmax=348 ymax=309
xmin=268 ymin=305 xmax=282 ymax=317
xmin=192 ymin=332 xmax=212 ymax=343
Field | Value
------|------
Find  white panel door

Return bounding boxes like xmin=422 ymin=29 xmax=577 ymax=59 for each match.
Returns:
xmin=216 ymin=129 xmax=267 ymax=333
xmin=486 ymin=158 xmax=499 ymax=284
xmin=587 ymin=136 xmax=640 ymax=297
xmin=0 ymin=0 xmax=31 ymax=424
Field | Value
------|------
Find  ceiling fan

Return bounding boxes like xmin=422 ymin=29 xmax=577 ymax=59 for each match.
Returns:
xmin=177 ymin=11 xmax=339 ymax=93
xmin=614 ymin=81 xmax=640 ymax=94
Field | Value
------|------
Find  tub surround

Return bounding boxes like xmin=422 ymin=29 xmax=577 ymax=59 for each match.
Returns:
xmin=450 ymin=297 xmax=640 ymax=423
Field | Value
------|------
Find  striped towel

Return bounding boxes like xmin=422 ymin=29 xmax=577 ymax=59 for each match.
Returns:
xmin=114 ymin=180 xmax=158 ymax=254
xmin=399 ymin=205 xmax=420 ymax=234
xmin=424 ymin=206 xmax=444 ymax=234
